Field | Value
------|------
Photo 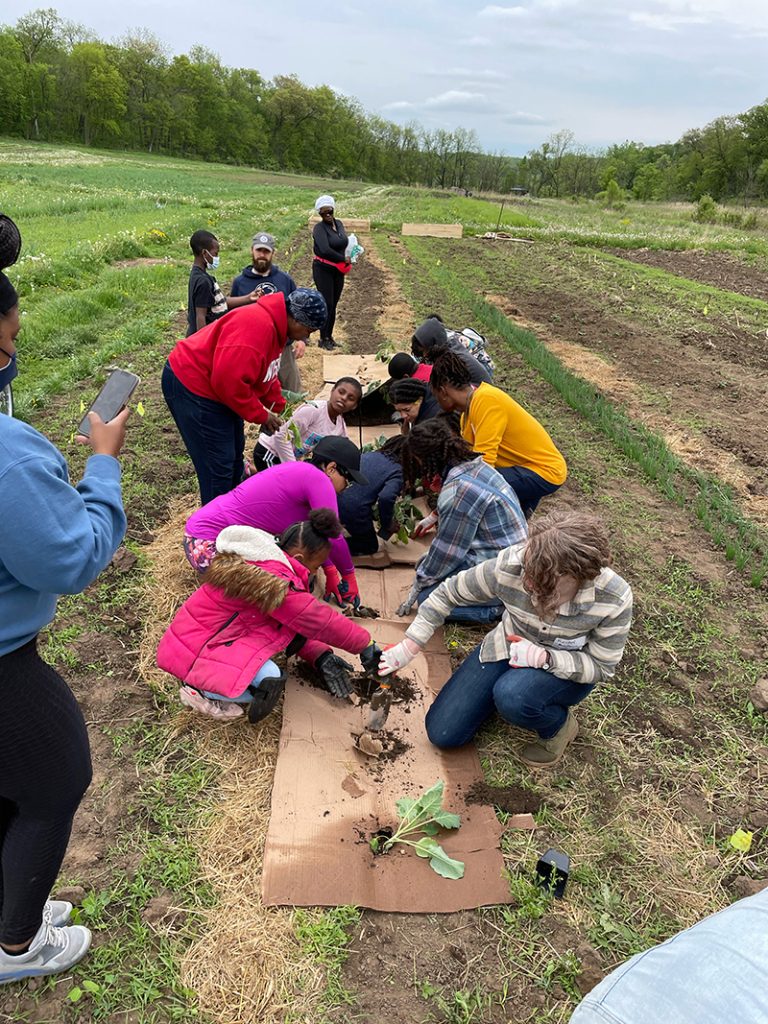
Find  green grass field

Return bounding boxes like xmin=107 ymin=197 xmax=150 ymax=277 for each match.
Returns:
xmin=1 ymin=139 xmax=767 ymax=1024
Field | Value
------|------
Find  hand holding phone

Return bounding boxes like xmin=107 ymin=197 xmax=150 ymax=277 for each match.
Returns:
xmin=79 ymin=407 xmax=130 ymax=458
xmin=78 ymin=369 xmax=140 ymax=437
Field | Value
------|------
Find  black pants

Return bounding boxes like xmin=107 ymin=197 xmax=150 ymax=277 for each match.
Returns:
xmin=347 ymin=526 xmax=380 ymax=556
xmin=0 ymin=640 xmax=92 ymax=945
xmin=312 ymin=261 xmax=345 ymax=342
xmin=162 ymin=361 xmax=245 ymax=506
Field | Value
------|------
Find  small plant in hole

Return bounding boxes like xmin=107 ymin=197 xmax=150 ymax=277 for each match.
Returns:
xmin=370 ymin=780 xmax=465 ymax=879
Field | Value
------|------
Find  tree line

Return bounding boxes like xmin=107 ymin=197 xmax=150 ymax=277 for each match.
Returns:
xmin=1 ymin=8 xmax=767 ymax=203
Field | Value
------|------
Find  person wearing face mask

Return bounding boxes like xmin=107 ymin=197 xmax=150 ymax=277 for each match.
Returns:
xmin=0 ymin=215 xmax=130 ymax=982
xmin=163 ymin=288 xmax=328 ymax=505
xmin=311 ymin=196 xmax=349 ymax=351
xmin=182 ymin=436 xmax=366 ymax=611
xmin=380 ymin=511 xmax=633 ymax=768
xmin=186 ymin=230 xmax=258 ymax=338
xmin=230 ymin=232 xmax=303 ymax=392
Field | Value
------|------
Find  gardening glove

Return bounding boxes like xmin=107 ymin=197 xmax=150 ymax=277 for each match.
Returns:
xmin=323 ymin=564 xmax=344 ymax=605
xmin=315 ymin=651 xmax=355 ymax=699
xmin=507 ymin=634 xmax=549 ymax=670
xmin=359 ymin=642 xmax=383 ymax=678
xmin=412 ymin=511 xmax=438 ymax=538
xmin=378 ymin=638 xmax=422 ymax=677
xmin=396 ymin=579 xmax=421 ymax=617
xmin=338 ymin=570 xmax=361 ymax=611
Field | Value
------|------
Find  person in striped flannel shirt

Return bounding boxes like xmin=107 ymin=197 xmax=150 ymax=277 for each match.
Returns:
xmin=382 ymin=510 xmax=633 ymax=767
xmin=396 ymin=418 xmax=528 ymax=624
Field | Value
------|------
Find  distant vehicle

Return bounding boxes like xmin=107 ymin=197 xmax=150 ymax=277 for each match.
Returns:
xmin=509 ymin=187 xmax=529 ymax=196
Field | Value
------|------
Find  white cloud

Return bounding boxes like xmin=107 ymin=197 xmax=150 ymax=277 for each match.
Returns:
xmin=479 ymin=4 xmax=528 ymax=17
xmin=629 ymin=10 xmax=708 ymax=31
xmin=382 ymin=100 xmax=416 ymax=111
xmin=503 ymin=110 xmax=549 ymax=125
xmin=423 ymin=67 xmax=509 ymax=81
xmin=463 ymin=34 xmax=493 ymax=46
xmin=424 ymin=90 xmax=490 ymax=110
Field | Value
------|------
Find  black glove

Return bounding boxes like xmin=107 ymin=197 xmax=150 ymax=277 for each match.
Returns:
xmin=360 ymin=643 xmax=383 ymax=677
xmin=315 ymin=651 xmax=354 ymax=699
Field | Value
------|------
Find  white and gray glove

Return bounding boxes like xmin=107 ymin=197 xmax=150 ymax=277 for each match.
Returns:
xmin=412 ymin=511 xmax=438 ymax=538
xmin=378 ymin=638 xmax=423 ymax=676
xmin=507 ymin=634 xmax=550 ymax=669
xmin=396 ymin=580 xmax=422 ymax=617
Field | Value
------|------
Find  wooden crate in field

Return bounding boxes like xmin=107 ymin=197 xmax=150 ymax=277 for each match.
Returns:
xmin=401 ymin=223 xmax=463 ymax=238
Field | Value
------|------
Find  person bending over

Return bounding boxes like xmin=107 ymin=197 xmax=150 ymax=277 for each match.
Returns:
xmin=162 ymin=288 xmax=327 ymax=505
xmin=253 ymin=376 xmax=362 ymax=470
xmin=338 ymin=435 xmax=405 ymax=556
xmin=388 ymin=377 xmax=440 ymax=435
xmin=430 ymin=350 xmax=567 ymax=517
xmin=158 ymin=510 xmax=381 ymax=721
xmin=0 ymin=244 xmax=128 ymax=982
xmin=184 ymin=436 xmax=366 ymax=610
xmin=411 ymin=315 xmax=493 ymax=383
xmin=388 ymin=352 xmax=433 ymax=383
xmin=381 ymin=511 xmax=632 ymax=768
xmin=396 ymin=419 xmax=527 ymax=624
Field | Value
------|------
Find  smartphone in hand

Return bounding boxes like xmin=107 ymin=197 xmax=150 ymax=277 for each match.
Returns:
xmin=78 ymin=369 xmax=140 ymax=437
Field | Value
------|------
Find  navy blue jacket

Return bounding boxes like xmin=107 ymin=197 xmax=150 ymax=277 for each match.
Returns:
xmin=230 ymin=264 xmax=296 ymax=299
xmin=337 ymin=450 xmax=403 ymax=538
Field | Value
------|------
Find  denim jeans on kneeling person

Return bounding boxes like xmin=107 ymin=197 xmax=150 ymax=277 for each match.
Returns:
xmin=496 ymin=465 xmax=561 ymax=517
xmin=201 ymin=659 xmax=282 ymax=704
xmin=417 ymin=561 xmax=503 ymax=625
xmin=425 ymin=644 xmax=594 ymax=747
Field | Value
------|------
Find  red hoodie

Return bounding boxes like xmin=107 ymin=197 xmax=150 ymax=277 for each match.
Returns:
xmin=168 ymin=292 xmax=287 ymax=424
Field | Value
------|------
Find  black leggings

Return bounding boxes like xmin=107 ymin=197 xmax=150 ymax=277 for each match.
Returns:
xmin=0 ymin=640 xmax=92 ymax=945
xmin=312 ymin=261 xmax=345 ymax=341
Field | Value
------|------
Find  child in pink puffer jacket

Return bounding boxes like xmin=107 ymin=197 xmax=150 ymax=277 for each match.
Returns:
xmin=157 ymin=509 xmax=381 ymax=722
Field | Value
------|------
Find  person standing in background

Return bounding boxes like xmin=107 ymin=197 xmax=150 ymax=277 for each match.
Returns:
xmin=186 ymin=230 xmax=258 ymax=337
xmin=311 ymin=196 xmax=349 ymax=351
xmin=230 ymin=232 xmax=303 ymax=392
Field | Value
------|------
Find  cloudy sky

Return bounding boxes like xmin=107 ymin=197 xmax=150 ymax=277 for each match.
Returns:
xmin=4 ymin=0 xmax=767 ymax=155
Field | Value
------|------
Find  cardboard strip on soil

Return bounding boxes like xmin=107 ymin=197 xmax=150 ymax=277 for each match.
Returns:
xmin=401 ymin=223 xmax=463 ymax=238
xmin=262 ymin=612 xmax=514 ymax=912
xmin=322 ymin=354 xmax=391 ymax=386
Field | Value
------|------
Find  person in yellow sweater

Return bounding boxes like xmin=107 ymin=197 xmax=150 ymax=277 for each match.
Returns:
xmin=430 ymin=350 xmax=567 ymax=515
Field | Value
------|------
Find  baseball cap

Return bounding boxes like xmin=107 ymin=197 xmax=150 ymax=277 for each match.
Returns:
xmin=312 ymin=436 xmax=368 ymax=485
xmin=252 ymin=232 xmax=276 ymax=251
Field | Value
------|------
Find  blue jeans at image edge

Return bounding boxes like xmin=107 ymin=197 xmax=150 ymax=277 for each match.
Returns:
xmin=496 ymin=465 xmax=561 ymax=516
xmin=200 ymin=659 xmax=282 ymax=703
xmin=425 ymin=644 xmax=594 ymax=747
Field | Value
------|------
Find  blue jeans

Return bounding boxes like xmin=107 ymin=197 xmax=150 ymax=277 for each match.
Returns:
xmin=162 ymin=361 xmax=245 ymax=506
xmin=496 ymin=465 xmax=561 ymax=517
xmin=417 ymin=561 xmax=503 ymax=625
xmin=201 ymin=660 xmax=281 ymax=704
xmin=425 ymin=644 xmax=594 ymax=746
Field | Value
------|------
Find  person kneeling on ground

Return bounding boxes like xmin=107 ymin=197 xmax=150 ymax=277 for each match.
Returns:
xmin=430 ymin=350 xmax=567 ymax=517
xmin=388 ymin=377 xmax=440 ymax=435
xmin=158 ymin=510 xmax=381 ymax=721
xmin=396 ymin=419 xmax=527 ymax=623
xmin=411 ymin=315 xmax=494 ymax=382
xmin=338 ymin=436 xmax=405 ymax=556
xmin=381 ymin=511 xmax=633 ymax=767
xmin=252 ymin=376 xmax=362 ymax=470
xmin=388 ymin=352 xmax=432 ymax=383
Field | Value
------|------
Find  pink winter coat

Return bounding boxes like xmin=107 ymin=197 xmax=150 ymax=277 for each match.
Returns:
xmin=157 ymin=528 xmax=370 ymax=698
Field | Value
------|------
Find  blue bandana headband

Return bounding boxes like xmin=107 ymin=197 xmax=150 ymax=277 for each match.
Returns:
xmin=286 ymin=288 xmax=328 ymax=330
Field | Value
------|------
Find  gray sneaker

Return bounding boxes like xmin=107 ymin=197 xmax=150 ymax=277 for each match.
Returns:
xmin=43 ymin=900 xmax=73 ymax=928
xmin=0 ymin=922 xmax=91 ymax=985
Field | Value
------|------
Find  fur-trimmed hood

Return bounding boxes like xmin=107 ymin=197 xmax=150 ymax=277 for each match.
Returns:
xmin=207 ymin=526 xmax=296 ymax=612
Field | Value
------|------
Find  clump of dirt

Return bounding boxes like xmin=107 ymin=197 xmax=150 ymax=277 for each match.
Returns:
xmin=465 ymin=781 xmax=542 ymax=815
xmin=352 ymin=729 xmax=411 ymax=762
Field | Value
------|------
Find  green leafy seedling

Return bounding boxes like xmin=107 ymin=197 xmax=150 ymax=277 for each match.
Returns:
xmin=370 ymin=780 xmax=464 ymax=879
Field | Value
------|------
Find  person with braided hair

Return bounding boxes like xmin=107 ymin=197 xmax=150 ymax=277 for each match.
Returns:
xmin=430 ymin=350 xmax=567 ymax=517
xmin=396 ymin=418 xmax=527 ymax=622
xmin=388 ymin=376 xmax=440 ymax=434
xmin=0 ymin=214 xmax=129 ymax=981
xmin=380 ymin=511 xmax=633 ymax=768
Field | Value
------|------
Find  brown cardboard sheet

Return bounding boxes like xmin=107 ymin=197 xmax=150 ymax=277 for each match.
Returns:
xmin=322 ymin=354 xmax=391 ymax=386
xmin=261 ymin=618 xmax=515 ymax=911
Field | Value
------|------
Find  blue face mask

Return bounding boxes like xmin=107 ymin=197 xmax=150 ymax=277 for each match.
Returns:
xmin=0 ymin=350 xmax=18 ymax=390
xmin=206 ymin=254 xmax=220 ymax=270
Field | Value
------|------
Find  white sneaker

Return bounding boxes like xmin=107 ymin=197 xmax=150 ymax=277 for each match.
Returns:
xmin=43 ymin=900 xmax=73 ymax=928
xmin=0 ymin=922 xmax=91 ymax=985
xmin=179 ymin=685 xmax=243 ymax=720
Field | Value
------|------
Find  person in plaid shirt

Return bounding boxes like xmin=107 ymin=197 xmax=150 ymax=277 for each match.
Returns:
xmin=396 ymin=418 xmax=527 ymax=624
xmin=382 ymin=510 xmax=633 ymax=767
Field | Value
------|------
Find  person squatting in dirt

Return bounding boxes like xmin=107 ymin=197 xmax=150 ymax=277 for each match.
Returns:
xmin=429 ymin=349 xmax=567 ymax=517
xmin=162 ymin=288 xmax=328 ymax=505
xmin=338 ymin=435 xmax=406 ymax=556
xmin=411 ymin=314 xmax=494 ymax=383
xmin=252 ymin=376 xmax=362 ymax=470
xmin=183 ymin=435 xmax=366 ymax=611
xmin=229 ymin=230 xmax=304 ymax=392
xmin=395 ymin=418 xmax=527 ymax=623
xmin=157 ymin=510 xmax=383 ymax=721
xmin=380 ymin=510 xmax=633 ymax=768
xmin=0 ymin=216 xmax=130 ymax=984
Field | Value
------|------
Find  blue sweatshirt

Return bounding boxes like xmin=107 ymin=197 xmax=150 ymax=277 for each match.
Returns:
xmin=0 ymin=416 xmax=127 ymax=655
xmin=337 ymin=449 xmax=403 ymax=538
xmin=230 ymin=264 xmax=296 ymax=299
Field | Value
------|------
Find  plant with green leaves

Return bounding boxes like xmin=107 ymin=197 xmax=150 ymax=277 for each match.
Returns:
xmin=371 ymin=780 xmax=465 ymax=879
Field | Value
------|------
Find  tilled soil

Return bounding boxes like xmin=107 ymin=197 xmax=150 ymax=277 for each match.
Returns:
xmin=609 ymin=246 xmax=768 ymax=304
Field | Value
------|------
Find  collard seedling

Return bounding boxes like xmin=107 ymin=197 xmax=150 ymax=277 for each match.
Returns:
xmin=370 ymin=780 xmax=464 ymax=879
